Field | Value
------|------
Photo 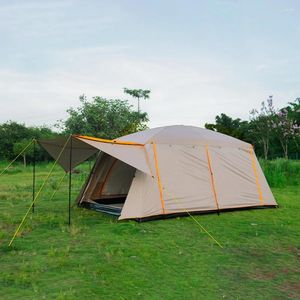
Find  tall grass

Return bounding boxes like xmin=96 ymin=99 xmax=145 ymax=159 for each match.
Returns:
xmin=260 ymin=159 xmax=300 ymax=188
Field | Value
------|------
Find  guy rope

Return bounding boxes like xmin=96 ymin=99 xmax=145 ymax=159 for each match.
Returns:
xmin=0 ymin=139 xmax=34 ymax=177
xmin=8 ymin=135 xmax=71 ymax=246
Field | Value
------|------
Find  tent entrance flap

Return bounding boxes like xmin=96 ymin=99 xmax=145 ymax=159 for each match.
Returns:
xmin=78 ymin=153 xmax=136 ymax=216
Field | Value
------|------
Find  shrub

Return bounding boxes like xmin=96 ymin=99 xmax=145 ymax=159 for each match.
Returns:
xmin=260 ymin=159 xmax=300 ymax=187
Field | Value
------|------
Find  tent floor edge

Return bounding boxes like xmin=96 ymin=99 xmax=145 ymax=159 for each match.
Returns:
xmin=78 ymin=203 xmax=277 ymax=222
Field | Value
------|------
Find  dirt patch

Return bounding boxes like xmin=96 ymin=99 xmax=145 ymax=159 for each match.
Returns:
xmin=289 ymin=246 xmax=300 ymax=258
xmin=281 ymin=282 xmax=300 ymax=299
xmin=252 ymin=270 xmax=277 ymax=280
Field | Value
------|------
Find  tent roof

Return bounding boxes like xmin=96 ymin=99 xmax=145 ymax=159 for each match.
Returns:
xmin=116 ymin=125 xmax=251 ymax=147
xmin=38 ymin=125 xmax=251 ymax=172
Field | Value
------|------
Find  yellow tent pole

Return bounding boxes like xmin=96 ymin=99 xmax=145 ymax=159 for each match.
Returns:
xmin=8 ymin=135 xmax=71 ymax=247
xmin=48 ymin=172 xmax=67 ymax=202
xmin=0 ymin=139 xmax=34 ymax=178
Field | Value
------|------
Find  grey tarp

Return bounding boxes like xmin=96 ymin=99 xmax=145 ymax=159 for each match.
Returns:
xmin=38 ymin=136 xmax=151 ymax=175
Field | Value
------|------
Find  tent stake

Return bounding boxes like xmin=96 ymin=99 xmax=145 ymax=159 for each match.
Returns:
xmin=68 ymin=135 xmax=72 ymax=226
xmin=32 ymin=139 xmax=36 ymax=213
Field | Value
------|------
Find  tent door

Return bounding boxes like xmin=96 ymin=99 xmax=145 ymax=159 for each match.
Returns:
xmin=79 ymin=154 xmax=136 ymax=216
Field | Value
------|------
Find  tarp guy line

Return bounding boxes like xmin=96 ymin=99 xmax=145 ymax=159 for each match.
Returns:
xmin=0 ymin=139 xmax=34 ymax=178
xmin=163 ymin=188 xmax=223 ymax=249
xmin=8 ymin=135 xmax=71 ymax=247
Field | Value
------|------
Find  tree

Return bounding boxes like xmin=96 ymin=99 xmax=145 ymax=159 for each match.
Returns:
xmin=13 ymin=139 xmax=34 ymax=167
xmin=205 ymin=113 xmax=250 ymax=141
xmin=0 ymin=121 xmax=31 ymax=161
xmin=60 ymin=95 xmax=148 ymax=138
xmin=249 ymin=96 xmax=276 ymax=159
xmin=0 ymin=121 xmax=56 ymax=162
xmin=286 ymin=98 xmax=300 ymax=153
xmin=123 ymin=88 xmax=151 ymax=113
xmin=286 ymin=98 xmax=300 ymax=125
xmin=271 ymin=101 xmax=300 ymax=159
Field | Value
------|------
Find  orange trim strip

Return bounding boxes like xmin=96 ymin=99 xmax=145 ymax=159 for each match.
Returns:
xmin=249 ymin=146 xmax=263 ymax=205
xmin=152 ymin=142 xmax=166 ymax=214
xmin=75 ymin=135 xmax=144 ymax=146
xmin=205 ymin=145 xmax=220 ymax=211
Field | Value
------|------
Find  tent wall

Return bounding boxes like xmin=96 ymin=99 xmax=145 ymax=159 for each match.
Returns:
xmin=253 ymin=153 xmax=276 ymax=206
xmin=152 ymin=144 xmax=216 ymax=213
xmin=119 ymin=170 xmax=162 ymax=219
xmin=208 ymin=146 xmax=275 ymax=208
xmin=119 ymin=143 xmax=276 ymax=220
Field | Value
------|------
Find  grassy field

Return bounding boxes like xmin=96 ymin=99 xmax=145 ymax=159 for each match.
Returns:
xmin=0 ymin=160 xmax=299 ymax=299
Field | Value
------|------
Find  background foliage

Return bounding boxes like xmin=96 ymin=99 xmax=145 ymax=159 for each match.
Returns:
xmin=59 ymin=94 xmax=148 ymax=138
xmin=0 ymin=90 xmax=149 ymax=163
xmin=0 ymin=93 xmax=299 ymax=163
xmin=205 ymin=97 xmax=300 ymax=159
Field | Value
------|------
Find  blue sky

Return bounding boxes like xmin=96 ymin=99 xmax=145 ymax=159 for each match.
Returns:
xmin=0 ymin=0 xmax=299 ymax=128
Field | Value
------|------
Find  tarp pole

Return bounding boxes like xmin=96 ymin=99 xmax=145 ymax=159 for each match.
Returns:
xmin=32 ymin=139 xmax=36 ymax=213
xmin=68 ymin=136 xmax=72 ymax=226
xmin=8 ymin=135 xmax=71 ymax=247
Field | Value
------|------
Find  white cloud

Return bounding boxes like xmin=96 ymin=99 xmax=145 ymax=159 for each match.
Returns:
xmin=283 ymin=8 xmax=295 ymax=13
xmin=255 ymin=64 xmax=267 ymax=71
xmin=0 ymin=47 xmax=279 ymax=129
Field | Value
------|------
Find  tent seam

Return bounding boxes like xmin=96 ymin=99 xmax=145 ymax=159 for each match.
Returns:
xmin=205 ymin=145 xmax=220 ymax=211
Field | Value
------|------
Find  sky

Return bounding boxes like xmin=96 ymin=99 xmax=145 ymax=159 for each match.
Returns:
xmin=0 ymin=0 xmax=299 ymax=129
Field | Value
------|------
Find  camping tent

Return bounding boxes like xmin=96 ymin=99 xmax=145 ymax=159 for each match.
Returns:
xmin=39 ymin=125 xmax=277 ymax=221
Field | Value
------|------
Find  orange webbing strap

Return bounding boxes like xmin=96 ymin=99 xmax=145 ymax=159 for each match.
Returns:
xmin=205 ymin=145 xmax=220 ymax=211
xmin=249 ymin=146 xmax=263 ymax=205
xmin=152 ymin=142 xmax=166 ymax=214
xmin=75 ymin=135 xmax=144 ymax=146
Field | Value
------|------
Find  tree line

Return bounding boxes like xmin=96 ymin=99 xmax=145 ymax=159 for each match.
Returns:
xmin=205 ymin=96 xmax=300 ymax=159
xmin=0 ymin=89 xmax=149 ymax=164
xmin=0 ymin=91 xmax=299 ymax=164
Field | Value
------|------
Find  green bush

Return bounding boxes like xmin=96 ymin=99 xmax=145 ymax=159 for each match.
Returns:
xmin=260 ymin=159 xmax=300 ymax=187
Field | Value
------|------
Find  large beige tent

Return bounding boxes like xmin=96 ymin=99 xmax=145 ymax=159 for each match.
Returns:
xmin=39 ymin=125 xmax=277 ymax=221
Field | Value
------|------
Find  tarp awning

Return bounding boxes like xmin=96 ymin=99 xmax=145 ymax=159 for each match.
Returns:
xmin=38 ymin=135 xmax=151 ymax=175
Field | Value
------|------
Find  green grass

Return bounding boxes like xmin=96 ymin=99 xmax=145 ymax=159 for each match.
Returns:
xmin=259 ymin=159 xmax=300 ymax=187
xmin=0 ymin=161 xmax=299 ymax=299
